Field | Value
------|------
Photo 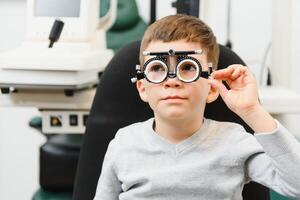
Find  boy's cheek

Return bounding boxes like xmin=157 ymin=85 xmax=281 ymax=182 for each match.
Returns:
xmin=139 ymin=90 xmax=149 ymax=102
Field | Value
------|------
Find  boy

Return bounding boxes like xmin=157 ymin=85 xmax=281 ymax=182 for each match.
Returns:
xmin=94 ymin=14 xmax=300 ymax=200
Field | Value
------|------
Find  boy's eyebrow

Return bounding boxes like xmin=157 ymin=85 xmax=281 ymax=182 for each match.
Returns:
xmin=143 ymin=49 xmax=203 ymax=56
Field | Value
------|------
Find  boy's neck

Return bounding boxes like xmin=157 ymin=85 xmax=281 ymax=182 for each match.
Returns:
xmin=153 ymin=115 xmax=204 ymax=144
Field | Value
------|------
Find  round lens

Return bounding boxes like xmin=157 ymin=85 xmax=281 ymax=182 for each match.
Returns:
xmin=177 ymin=59 xmax=200 ymax=82
xmin=144 ymin=60 xmax=168 ymax=83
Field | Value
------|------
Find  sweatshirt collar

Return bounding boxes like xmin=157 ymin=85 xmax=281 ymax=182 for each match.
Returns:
xmin=145 ymin=117 xmax=211 ymax=154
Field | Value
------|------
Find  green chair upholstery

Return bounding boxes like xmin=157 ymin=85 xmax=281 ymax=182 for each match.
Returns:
xmin=101 ymin=0 xmax=147 ymax=52
xmin=32 ymin=189 xmax=72 ymax=200
xmin=271 ymin=190 xmax=293 ymax=200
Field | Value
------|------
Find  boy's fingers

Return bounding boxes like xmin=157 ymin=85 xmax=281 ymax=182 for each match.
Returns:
xmin=230 ymin=66 xmax=247 ymax=80
xmin=208 ymin=79 xmax=218 ymax=88
xmin=212 ymin=65 xmax=245 ymax=81
xmin=211 ymin=66 xmax=235 ymax=79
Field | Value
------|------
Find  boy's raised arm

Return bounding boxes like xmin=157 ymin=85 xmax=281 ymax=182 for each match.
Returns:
xmin=210 ymin=65 xmax=300 ymax=198
xmin=246 ymin=120 xmax=300 ymax=198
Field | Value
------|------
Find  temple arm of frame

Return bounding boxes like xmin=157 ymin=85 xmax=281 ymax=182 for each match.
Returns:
xmin=131 ymin=65 xmax=145 ymax=83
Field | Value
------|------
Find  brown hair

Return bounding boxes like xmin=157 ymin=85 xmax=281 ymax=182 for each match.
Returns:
xmin=139 ymin=14 xmax=219 ymax=69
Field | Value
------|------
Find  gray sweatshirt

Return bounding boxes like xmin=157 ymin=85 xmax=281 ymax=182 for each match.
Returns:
xmin=94 ymin=118 xmax=300 ymax=200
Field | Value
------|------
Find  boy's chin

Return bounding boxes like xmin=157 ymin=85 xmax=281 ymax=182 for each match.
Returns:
xmin=156 ymin=110 xmax=190 ymax=121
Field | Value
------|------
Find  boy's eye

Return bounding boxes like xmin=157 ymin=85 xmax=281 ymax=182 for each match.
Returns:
xmin=180 ymin=63 xmax=197 ymax=71
xmin=150 ymin=65 xmax=165 ymax=72
xmin=146 ymin=62 xmax=167 ymax=73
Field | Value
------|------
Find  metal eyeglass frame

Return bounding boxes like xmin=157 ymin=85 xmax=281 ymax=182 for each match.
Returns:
xmin=131 ymin=48 xmax=213 ymax=84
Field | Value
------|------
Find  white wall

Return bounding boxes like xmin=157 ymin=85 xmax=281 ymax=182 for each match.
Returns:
xmin=0 ymin=0 xmax=26 ymax=51
xmin=0 ymin=108 xmax=44 ymax=200
xmin=271 ymin=0 xmax=300 ymax=139
xmin=0 ymin=1 xmax=45 ymax=200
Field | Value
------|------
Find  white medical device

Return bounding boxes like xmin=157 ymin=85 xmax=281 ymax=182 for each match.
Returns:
xmin=0 ymin=0 xmax=117 ymax=134
xmin=0 ymin=0 xmax=117 ymax=94
xmin=28 ymin=0 xmax=112 ymax=42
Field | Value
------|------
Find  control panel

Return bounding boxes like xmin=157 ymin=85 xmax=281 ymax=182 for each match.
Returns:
xmin=42 ymin=110 xmax=89 ymax=134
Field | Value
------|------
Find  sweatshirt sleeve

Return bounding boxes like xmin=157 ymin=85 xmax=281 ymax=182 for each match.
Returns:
xmin=246 ymin=120 xmax=300 ymax=198
xmin=93 ymin=137 xmax=122 ymax=200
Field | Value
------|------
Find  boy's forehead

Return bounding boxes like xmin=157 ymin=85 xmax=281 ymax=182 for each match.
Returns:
xmin=145 ymin=40 xmax=203 ymax=51
xmin=144 ymin=40 xmax=207 ymax=62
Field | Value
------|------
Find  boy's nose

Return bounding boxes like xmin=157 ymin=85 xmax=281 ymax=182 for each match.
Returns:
xmin=163 ymin=76 xmax=182 ymax=88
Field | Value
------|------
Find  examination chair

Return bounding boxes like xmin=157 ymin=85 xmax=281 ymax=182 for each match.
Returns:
xmin=73 ymin=41 xmax=286 ymax=200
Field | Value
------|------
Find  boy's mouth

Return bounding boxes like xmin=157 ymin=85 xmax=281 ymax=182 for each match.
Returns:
xmin=162 ymin=95 xmax=187 ymax=100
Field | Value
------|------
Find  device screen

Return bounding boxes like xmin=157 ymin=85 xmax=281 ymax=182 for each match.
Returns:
xmin=35 ymin=0 xmax=81 ymax=17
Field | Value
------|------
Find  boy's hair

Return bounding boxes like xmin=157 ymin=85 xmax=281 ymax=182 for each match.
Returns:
xmin=139 ymin=14 xmax=219 ymax=69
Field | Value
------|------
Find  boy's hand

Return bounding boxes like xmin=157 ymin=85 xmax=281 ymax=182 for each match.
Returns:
xmin=208 ymin=65 xmax=259 ymax=116
xmin=208 ymin=65 xmax=277 ymax=133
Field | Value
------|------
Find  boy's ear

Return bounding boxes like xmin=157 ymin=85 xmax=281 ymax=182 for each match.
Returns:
xmin=206 ymin=81 xmax=219 ymax=103
xmin=136 ymin=80 xmax=148 ymax=102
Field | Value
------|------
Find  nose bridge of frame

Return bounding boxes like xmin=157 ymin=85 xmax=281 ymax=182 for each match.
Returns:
xmin=168 ymin=55 xmax=176 ymax=73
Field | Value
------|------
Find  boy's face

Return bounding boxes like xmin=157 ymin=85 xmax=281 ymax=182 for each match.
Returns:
xmin=136 ymin=40 xmax=219 ymax=121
